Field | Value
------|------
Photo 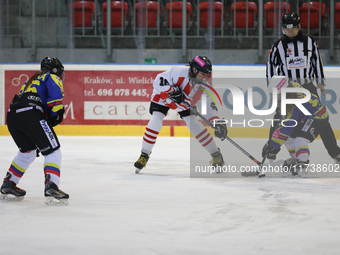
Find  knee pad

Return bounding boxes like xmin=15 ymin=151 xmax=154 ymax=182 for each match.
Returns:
xmin=147 ymin=111 xmax=165 ymax=132
xmin=17 ymin=150 xmax=36 ymax=166
xmin=285 ymin=137 xmax=295 ymax=148
xmin=183 ymin=115 xmax=205 ymax=136
xmin=44 ymin=148 xmax=62 ymax=167
xmin=294 ymin=137 xmax=310 ymax=149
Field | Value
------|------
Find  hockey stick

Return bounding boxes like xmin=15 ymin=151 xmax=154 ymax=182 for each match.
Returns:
xmin=257 ymin=155 xmax=267 ymax=178
xmin=182 ymin=101 xmax=265 ymax=176
xmin=256 ymin=138 xmax=275 ymax=178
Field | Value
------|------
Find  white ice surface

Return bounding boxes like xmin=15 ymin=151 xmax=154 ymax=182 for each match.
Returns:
xmin=1 ymin=136 xmax=340 ymax=255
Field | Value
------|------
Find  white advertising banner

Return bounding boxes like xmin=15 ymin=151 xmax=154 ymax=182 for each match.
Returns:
xmin=84 ymin=101 xmax=181 ymax=120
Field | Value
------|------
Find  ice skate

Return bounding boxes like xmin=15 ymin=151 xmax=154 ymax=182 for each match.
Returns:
xmin=267 ymin=154 xmax=276 ymax=163
xmin=134 ymin=152 xmax=150 ymax=174
xmin=210 ymin=148 xmax=225 ymax=173
xmin=282 ymin=157 xmax=298 ymax=176
xmin=294 ymin=160 xmax=309 ymax=177
xmin=333 ymin=154 xmax=340 ymax=164
xmin=44 ymin=174 xmax=69 ymax=205
xmin=0 ymin=173 xmax=26 ymax=201
xmin=283 ymin=157 xmax=298 ymax=168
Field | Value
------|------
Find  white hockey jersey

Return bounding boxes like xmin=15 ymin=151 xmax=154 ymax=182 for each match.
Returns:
xmin=151 ymin=65 xmax=219 ymax=122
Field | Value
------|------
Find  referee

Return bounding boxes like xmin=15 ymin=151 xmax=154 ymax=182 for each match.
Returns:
xmin=265 ymin=12 xmax=340 ymax=164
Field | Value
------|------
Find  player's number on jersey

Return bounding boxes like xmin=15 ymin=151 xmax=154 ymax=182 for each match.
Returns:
xmin=24 ymin=80 xmax=40 ymax=93
xmin=159 ymin=77 xmax=170 ymax=86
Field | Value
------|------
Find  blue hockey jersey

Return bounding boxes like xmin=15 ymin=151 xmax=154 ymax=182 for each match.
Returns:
xmin=19 ymin=72 xmax=64 ymax=117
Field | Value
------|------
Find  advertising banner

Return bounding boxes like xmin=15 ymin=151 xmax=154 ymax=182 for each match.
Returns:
xmin=2 ymin=65 xmax=340 ymax=137
xmin=4 ymin=70 xmax=184 ymax=126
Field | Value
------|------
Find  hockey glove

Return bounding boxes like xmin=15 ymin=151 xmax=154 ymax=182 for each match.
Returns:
xmin=214 ymin=122 xmax=228 ymax=141
xmin=48 ymin=108 xmax=65 ymax=127
xmin=168 ymin=87 xmax=185 ymax=104
xmin=262 ymin=140 xmax=280 ymax=159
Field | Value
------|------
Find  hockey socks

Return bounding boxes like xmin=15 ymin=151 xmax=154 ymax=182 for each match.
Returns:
xmin=7 ymin=150 xmax=36 ymax=184
xmin=183 ymin=115 xmax=218 ymax=154
xmin=141 ymin=111 xmax=164 ymax=155
xmin=43 ymin=149 xmax=62 ymax=187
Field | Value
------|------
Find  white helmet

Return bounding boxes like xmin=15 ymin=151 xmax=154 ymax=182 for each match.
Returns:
xmin=268 ymin=76 xmax=288 ymax=96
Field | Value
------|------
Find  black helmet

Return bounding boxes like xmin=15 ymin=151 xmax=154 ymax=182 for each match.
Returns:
xmin=41 ymin=56 xmax=64 ymax=79
xmin=189 ymin=56 xmax=212 ymax=83
xmin=190 ymin=56 xmax=212 ymax=75
xmin=281 ymin=13 xmax=300 ymax=28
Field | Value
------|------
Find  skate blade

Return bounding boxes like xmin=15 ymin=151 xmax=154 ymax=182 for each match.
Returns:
xmin=135 ymin=168 xmax=142 ymax=174
xmin=282 ymin=171 xmax=293 ymax=177
xmin=0 ymin=193 xmax=24 ymax=202
xmin=45 ymin=196 xmax=69 ymax=206
xmin=282 ymin=171 xmax=306 ymax=178
xmin=298 ymin=173 xmax=307 ymax=177
xmin=297 ymin=170 xmax=307 ymax=178
xmin=261 ymin=159 xmax=285 ymax=169
xmin=241 ymin=171 xmax=259 ymax=177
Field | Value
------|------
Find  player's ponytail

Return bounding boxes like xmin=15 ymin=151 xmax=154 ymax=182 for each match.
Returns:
xmin=25 ymin=70 xmax=46 ymax=87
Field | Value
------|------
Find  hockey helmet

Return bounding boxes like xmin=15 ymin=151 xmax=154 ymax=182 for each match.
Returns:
xmin=189 ymin=56 xmax=212 ymax=83
xmin=41 ymin=56 xmax=65 ymax=79
xmin=281 ymin=13 xmax=300 ymax=29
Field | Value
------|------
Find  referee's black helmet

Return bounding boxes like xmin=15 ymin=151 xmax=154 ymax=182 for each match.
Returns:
xmin=281 ymin=13 xmax=300 ymax=28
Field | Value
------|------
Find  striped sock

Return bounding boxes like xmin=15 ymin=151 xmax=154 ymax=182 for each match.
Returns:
xmin=7 ymin=151 xmax=36 ymax=184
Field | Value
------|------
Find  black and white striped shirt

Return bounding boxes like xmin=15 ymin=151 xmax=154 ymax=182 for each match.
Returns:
xmin=266 ymin=31 xmax=325 ymax=86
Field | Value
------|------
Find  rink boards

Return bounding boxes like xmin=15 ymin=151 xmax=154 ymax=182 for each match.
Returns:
xmin=1 ymin=64 xmax=340 ymax=138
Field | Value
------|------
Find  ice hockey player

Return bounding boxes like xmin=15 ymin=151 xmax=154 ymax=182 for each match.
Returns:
xmin=262 ymin=76 xmax=330 ymax=176
xmin=134 ymin=56 xmax=228 ymax=173
xmin=0 ymin=57 xmax=69 ymax=205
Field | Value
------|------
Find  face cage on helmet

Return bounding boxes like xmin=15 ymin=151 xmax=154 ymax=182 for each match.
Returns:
xmin=43 ymin=65 xmax=64 ymax=79
xmin=52 ymin=65 xmax=64 ymax=79
xmin=60 ymin=71 xmax=65 ymax=83
xmin=282 ymin=24 xmax=301 ymax=35
xmin=192 ymin=69 xmax=211 ymax=84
